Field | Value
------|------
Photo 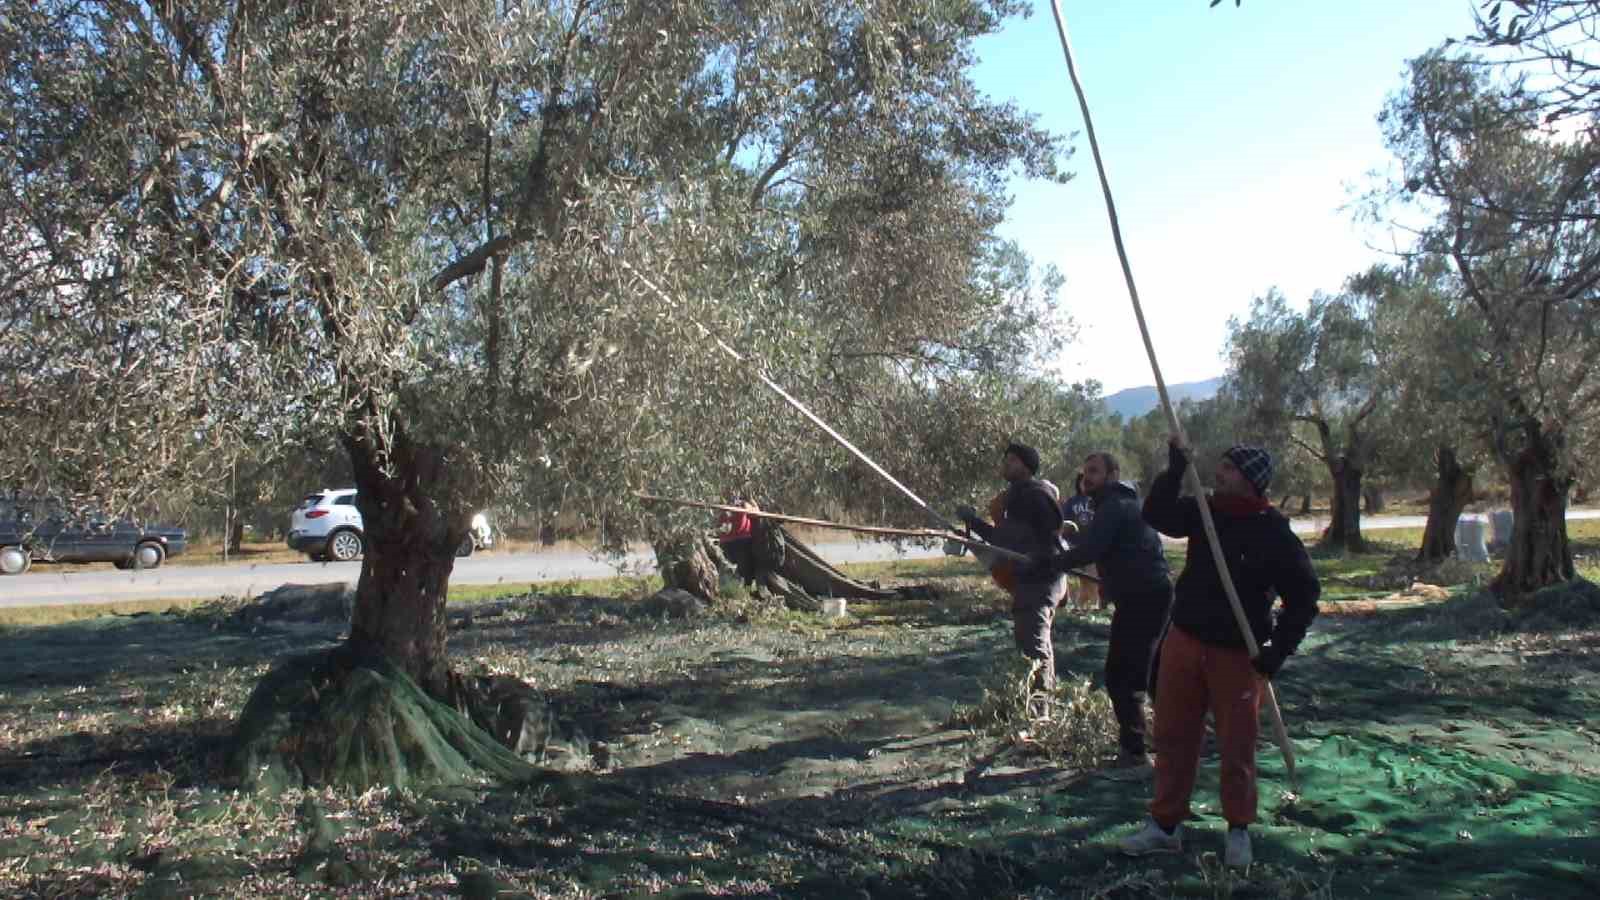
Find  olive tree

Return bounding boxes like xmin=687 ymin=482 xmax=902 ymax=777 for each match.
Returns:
xmin=1225 ymin=279 xmax=1391 ymax=552
xmin=0 ymin=0 xmax=1069 ymax=787
xmin=1378 ymin=50 xmax=1600 ymax=598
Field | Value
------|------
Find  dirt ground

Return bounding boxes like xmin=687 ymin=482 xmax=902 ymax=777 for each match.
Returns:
xmin=1 ymin=561 xmax=1598 ymax=898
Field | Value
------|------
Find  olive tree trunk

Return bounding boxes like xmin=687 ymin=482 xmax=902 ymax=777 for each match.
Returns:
xmin=228 ymin=425 xmax=554 ymax=791
xmin=1495 ymin=432 xmax=1576 ymax=604
xmin=654 ymin=535 xmax=723 ymax=603
xmin=1363 ymin=486 xmax=1386 ymax=513
xmin=1322 ymin=455 xmax=1367 ymax=553
xmin=1417 ymin=445 xmax=1473 ymax=563
xmin=343 ymin=430 xmax=466 ymax=699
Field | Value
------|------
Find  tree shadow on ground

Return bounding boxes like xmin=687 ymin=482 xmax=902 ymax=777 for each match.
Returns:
xmin=4 ymin=584 xmax=1598 ymax=898
xmin=0 ymin=717 xmax=233 ymax=797
xmin=0 ymin=613 xmax=333 ymax=694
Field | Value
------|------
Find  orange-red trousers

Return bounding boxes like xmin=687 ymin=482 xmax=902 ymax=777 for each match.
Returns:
xmin=1149 ymin=625 xmax=1265 ymax=829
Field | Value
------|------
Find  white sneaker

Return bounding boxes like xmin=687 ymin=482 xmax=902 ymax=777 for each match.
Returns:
xmin=1117 ymin=817 xmax=1183 ymax=856
xmin=1225 ymin=827 xmax=1252 ymax=868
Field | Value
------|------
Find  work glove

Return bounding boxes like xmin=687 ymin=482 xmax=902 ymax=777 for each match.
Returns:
xmin=955 ymin=504 xmax=981 ymax=528
xmin=1252 ymin=642 xmax=1288 ymax=678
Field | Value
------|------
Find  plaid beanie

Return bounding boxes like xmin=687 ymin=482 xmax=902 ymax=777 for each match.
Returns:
xmin=1223 ymin=445 xmax=1273 ymax=496
xmin=1004 ymin=442 xmax=1041 ymax=475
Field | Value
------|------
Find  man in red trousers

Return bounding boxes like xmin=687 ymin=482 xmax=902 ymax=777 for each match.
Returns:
xmin=1118 ymin=437 xmax=1320 ymax=869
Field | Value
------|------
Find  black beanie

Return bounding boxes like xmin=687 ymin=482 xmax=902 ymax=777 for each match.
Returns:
xmin=1223 ymin=445 xmax=1274 ymax=496
xmin=1004 ymin=442 xmax=1041 ymax=475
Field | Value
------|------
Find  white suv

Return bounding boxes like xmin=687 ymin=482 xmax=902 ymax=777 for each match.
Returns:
xmin=286 ymin=489 xmax=494 ymax=562
xmin=288 ymin=489 xmax=365 ymax=561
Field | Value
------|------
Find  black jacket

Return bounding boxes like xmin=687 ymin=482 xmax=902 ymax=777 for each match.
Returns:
xmin=1051 ymin=480 xmax=1172 ymax=599
xmin=1142 ymin=452 xmax=1320 ymax=655
xmin=967 ymin=478 xmax=1063 ymax=585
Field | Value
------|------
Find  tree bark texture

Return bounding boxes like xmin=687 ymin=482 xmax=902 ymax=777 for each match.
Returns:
xmin=653 ymin=536 xmax=722 ymax=603
xmin=1323 ymin=456 xmax=1367 ymax=553
xmin=1363 ymin=487 xmax=1386 ymax=514
xmin=1417 ymin=445 xmax=1473 ymax=562
xmin=343 ymin=428 xmax=466 ymax=700
xmin=1495 ymin=430 xmax=1576 ymax=603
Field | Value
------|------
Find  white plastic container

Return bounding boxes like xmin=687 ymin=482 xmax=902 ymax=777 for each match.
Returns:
xmin=1455 ymin=515 xmax=1489 ymax=562
xmin=820 ymin=597 xmax=848 ymax=617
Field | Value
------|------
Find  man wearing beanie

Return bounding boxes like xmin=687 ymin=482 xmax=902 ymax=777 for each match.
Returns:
xmin=956 ymin=442 xmax=1068 ymax=691
xmin=1119 ymin=437 xmax=1319 ymax=870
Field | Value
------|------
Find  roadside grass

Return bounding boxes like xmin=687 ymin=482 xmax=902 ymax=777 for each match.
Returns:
xmin=9 ymin=521 xmax=1597 ymax=629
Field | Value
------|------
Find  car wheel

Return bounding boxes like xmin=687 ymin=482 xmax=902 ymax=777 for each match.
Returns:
xmin=0 ymin=546 xmax=29 ymax=576
xmin=456 ymin=535 xmax=474 ymax=558
xmin=328 ymin=529 xmax=363 ymax=562
xmin=134 ymin=541 xmax=166 ymax=570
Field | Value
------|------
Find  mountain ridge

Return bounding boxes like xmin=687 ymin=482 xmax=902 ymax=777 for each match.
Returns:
xmin=1102 ymin=376 xmax=1225 ymax=420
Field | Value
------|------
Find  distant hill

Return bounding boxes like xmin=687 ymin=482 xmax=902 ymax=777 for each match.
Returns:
xmin=1102 ymin=376 xmax=1225 ymax=420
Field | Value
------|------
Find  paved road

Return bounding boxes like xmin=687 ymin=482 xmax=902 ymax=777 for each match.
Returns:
xmin=0 ymin=536 xmax=950 ymax=609
xmin=6 ymin=509 xmax=1597 ymax=609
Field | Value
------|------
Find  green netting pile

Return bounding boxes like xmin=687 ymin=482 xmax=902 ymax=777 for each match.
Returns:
xmin=1024 ymin=729 xmax=1600 ymax=898
xmin=1261 ymin=732 xmax=1599 ymax=896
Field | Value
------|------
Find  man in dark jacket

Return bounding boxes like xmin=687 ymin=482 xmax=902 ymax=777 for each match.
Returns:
xmin=958 ymin=442 xmax=1068 ymax=691
xmin=1117 ymin=438 xmax=1319 ymax=870
xmin=1038 ymin=451 xmax=1172 ymax=766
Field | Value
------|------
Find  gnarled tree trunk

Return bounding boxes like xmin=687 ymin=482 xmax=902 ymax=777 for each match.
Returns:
xmin=230 ymin=425 xmax=552 ymax=791
xmin=1417 ymin=445 xmax=1473 ymax=562
xmin=1322 ymin=455 xmax=1366 ymax=553
xmin=344 ymin=429 xmax=463 ymax=699
xmin=1495 ymin=430 xmax=1575 ymax=605
xmin=654 ymin=535 xmax=722 ymax=603
xmin=1363 ymin=486 xmax=1386 ymax=514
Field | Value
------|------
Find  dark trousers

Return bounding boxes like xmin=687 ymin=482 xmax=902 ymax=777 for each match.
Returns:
xmin=720 ymin=537 xmax=754 ymax=582
xmin=1012 ymin=575 xmax=1068 ymax=691
xmin=1104 ymin=586 xmax=1173 ymax=755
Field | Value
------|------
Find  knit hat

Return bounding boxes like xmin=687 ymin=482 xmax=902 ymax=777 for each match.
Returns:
xmin=1223 ymin=445 xmax=1273 ymax=496
xmin=1004 ymin=442 xmax=1041 ymax=475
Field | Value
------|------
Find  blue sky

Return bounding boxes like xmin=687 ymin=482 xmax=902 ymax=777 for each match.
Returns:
xmin=975 ymin=0 xmax=1480 ymax=393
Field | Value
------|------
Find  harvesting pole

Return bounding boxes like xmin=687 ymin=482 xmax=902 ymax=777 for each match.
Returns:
xmin=612 ymin=253 xmax=964 ymax=535
xmin=1047 ymin=1 xmax=1297 ymax=785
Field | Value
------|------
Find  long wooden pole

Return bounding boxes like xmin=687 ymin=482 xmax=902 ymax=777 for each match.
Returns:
xmin=637 ymin=493 xmax=1106 ymax=582
xmin=611 ymin=255 xmax=962 ymax=534
xmin=639 ymin=494 xmax=975 ymax=544
xmin=1047 ymin=2 xmax=1296 ymax=785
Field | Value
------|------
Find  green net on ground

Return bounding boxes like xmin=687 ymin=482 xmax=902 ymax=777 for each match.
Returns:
xmin=1264 ymin=732 xmax=1599 ymax=896
xmin=1020 ymin=728 xmax=1600 ymax=898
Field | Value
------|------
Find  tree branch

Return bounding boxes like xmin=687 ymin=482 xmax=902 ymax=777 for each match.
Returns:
xmin=429 ymin=230 xmax=529 ymax=293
